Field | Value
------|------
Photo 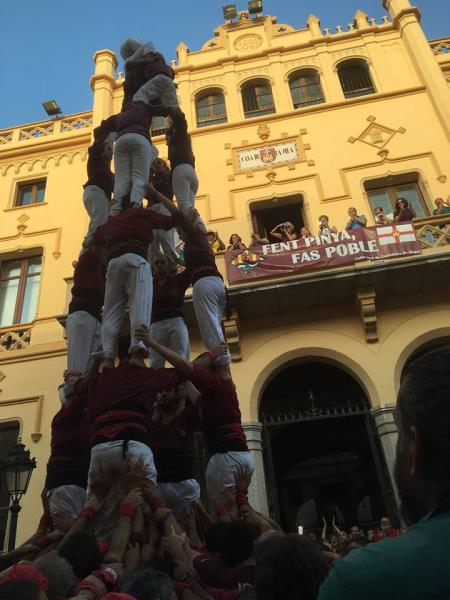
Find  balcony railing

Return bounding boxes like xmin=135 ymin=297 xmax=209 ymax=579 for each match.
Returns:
xmin=413 ymin=214 xmax=450 ymax=249
xmin=0 ymin=325 xmax=32 ymax=352
xmin=0 ymin=112 xmax=93 ymax=147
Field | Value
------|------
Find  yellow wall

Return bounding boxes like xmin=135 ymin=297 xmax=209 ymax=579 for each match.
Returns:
xmin=0 ymin=0 xmax=449 ymax=542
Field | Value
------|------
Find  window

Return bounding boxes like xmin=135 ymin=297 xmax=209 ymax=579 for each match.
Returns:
xmin=289 ymin=70 xmax=324 ymax=108
xmin=15 ymin=180 xmax=46 ymax=207
xmin=0 ymin=422 xmax=20 ymax=548
xmin=0 ymin=256 xmax=42 ymax=328
xmin=196 ymin=91 xmax=227 ymax=127
xmin=151 ymin=116 xmax=167 ymax=137
xmin=338 ymin=60 xmax=375 ymax=99
xmin=250 ymin=195 xmax=305 ymax=242
xmin=242 ymin=80 xmax=275 ymax=119
xmin=364 ymin=174 xmax=429 ymax=221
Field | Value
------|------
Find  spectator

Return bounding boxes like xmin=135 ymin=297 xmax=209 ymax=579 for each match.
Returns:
xmin=318 ymin=346 xmax=450 ymax=599
xmin=394 ymin=198 xmax=416 ymax=222
xmin=433 ymin=197 xmax=450 ymax=216
xmin=227 ymin=234 xmax=246 ymax=251
xmin=249 ymin=232 xmax=269 ymax=248
xmin=57 ymin=531 xmax=100 ymax=580
xmin=366 ymin=528 xmax=376 ymax=542
xmin=318 ymin=215 xmax=337 ymax=235
xmin=372 ymin=516 xmax=399 ymax=542
xmin=121 ymin=568 xmax=175 ymax=600
xmin=373 ymin=206 xmax=392 ymax=225
xmin=255 ymin=532 xmax=328 ymax=600
xmin=300 ymin=226 xmax=313 ymax=238
xmin=206 ymin=230 xmax=226 ymax=253
xmin=270 ymin=221 xmax=297 ymax=241
xmin=346 ymin=207 xmax=367 ymax=230
xmin=349 ymin=525 xmax=363 ymax=541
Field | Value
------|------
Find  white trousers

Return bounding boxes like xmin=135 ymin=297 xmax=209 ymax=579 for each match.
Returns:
xmin=149 ymin=317 xmax=190 ymax=369
xmin=82 ymin=185 xmax=110 ymax=248
xmin=158 ymin=479 xmax=200 ymax=519
xmin=111 ymin=134 xmax=158 ymax=215
xmin=172 ymin=164 xmax=199 ymax=215
xmin=47 ymin=485 xmax=87 ymax=520
xmin=148 ymin=203 xmax=179 ymax=265
xmin=102 ymin=253 xmax=152 ymax=358
xmin=192 ymin=276 xmax=231 ymax=365
xmin=66 ymin=310 xmax=101 ymax=375
xmin=88 ymin=440 xmax=157 ymax=490
xmin=133 ymin=74 xmax=179 ymax=108
xmin=206 ymin=451 xmax=254 ymax=503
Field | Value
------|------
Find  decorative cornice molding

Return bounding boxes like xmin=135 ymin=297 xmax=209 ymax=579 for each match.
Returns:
xmin=0 ymin=149 xmax=88 ymax=177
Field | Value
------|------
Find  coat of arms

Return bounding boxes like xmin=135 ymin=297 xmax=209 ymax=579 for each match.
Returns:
xmin=260 ymin=147 xmax=276 ymax=164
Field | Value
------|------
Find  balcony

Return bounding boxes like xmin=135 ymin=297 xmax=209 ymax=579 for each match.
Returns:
xmin=0 ymin=112 xmax=93 ymax=149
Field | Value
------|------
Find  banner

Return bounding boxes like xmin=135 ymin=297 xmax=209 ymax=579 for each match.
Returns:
xmin=225 ymin=223 xmax=421 ymax=284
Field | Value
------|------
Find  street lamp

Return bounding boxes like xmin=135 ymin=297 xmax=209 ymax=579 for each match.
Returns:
xmin=248 ymin=0 xmax=263 ymax=15
xmin=42 ymin=100 xmax=62 ymax=117
xmin=0 ymin=439 xmax=36 ymax=551
xmin=223 ymin=4 xmax=237 ymax=21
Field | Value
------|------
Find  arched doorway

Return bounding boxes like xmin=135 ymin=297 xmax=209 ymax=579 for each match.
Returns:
xmin=259 ymin=360 xmax=397 ymax=532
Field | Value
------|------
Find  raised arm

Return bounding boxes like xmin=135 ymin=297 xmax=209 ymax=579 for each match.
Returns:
xmin=135 ymin=326 xmax=194 ymax=377
xmin=145 ymin=182 xmax=180 ymax=217
xmin=270 ymin=223 xmax=284 ymax=239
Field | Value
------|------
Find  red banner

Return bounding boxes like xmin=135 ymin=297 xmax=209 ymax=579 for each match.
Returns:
xmin=225 ymin=223 xmax=421 ymax=284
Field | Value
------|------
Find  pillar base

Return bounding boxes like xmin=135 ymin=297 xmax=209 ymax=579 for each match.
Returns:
xmin=243 ymin=422 xmax=269 ymax=515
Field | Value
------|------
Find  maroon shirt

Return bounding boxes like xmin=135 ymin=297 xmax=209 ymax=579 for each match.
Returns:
xmin=68 ymin=248 xmax=106 ymax=322
xmin=194 ymin=554 xmax=255 ymax=590
xmin=150 ymin=169 xmax=173 ymax=201
xmin=190 ymin=365 xmax=247 ymax=454
xmin=177 ymin=212 xmax=221 ymax=285
xmin=93 ymin=208 xmax=174 ymax=261
xmin=74 ymin=364 xmax=181 ymax=447
xmin=152 ymin=270 xmax=190 ymax=323
xmin=149 ymin=403 xmax=200 ymax=482
xmin=84 ymin=140 xmax=114 ymax=199
xmin=45 ymin=397 xmax=91 ymax=491
xmin=167 ymin=110 xmax=195 ymax=169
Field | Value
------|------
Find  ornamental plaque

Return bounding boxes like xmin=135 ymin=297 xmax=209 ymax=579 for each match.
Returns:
xmin=236 ymin=140 xmax=300 ymax=172
xmin=233 ymin=34 xmax=263 ymax=52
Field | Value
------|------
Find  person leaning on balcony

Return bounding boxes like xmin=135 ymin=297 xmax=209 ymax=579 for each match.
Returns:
xmin=206 ymin=230 xmax=226 ymax=253
xmin=270 ymin=221 xmax=298 ymax=241
xmin=318 ymin=215 xmax=337 ymax=236
xmin=249 ymin=232 xmax=270 ymax=248
xmin=394 ymin=198 xmax=416 ymax=223
xmin=227 ymin=234 xmax=246 ymax=251
xmin=300 ymin=226 xmax=313 ymax=238
xmin=318 ymin=346 xmax=450 ymax=600
xmin=345 ymin=207 xmax=367 ymax=230
xmin=433 ymin=197 xmax=450 ymax=216
xmin=373 ymin=206 xmax=393 ymax=226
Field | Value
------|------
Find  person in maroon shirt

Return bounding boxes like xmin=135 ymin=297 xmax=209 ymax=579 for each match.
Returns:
xmin=66 ymin=247 xmax=106 ymax=377
xmin=45 ymin=386 xmax=91 ymax=531
xmin=135 ymin=329 xmax=254 ymax=515
xmin=144 ymin=182 xmax=231 ymax=366
xmin=93 ymin=205 xmax=175 ymax=370
xmin=80 ymin=127 xmax=115 ymax=253
xmin=148 ymin=386 xmax=201 ymax=518
xmin=149 ymin=253 xmax=190 ymax=368
xmin=148 ymin=158 xmax=180 ymax=266
xmin=73 ymin=341 xmax=181 ymax=490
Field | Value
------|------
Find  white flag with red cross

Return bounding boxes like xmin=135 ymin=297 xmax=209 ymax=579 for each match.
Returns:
xmin=376 ymin=223 xmax=417 ymax=246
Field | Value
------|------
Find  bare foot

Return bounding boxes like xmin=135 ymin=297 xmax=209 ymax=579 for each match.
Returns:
xmin=100 ymin=358 xmax=114 ymax=372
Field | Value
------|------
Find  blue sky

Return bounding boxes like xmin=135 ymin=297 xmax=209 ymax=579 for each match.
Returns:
xmin=0 ymin=0 xmax=448 ymax=129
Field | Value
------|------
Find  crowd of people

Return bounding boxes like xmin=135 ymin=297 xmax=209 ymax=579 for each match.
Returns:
xmin=204 ymin=196 xmax=450 ymax=255
xmin=1 ymin=37 xmax=450 ymax=600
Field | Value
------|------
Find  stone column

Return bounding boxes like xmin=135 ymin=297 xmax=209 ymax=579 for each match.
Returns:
xmin=371 ymin=404 xmax=399 ymax=505
xmin=90 ymin=49 xmax=118 ymax=127
xmin=243 ymin=422 xmax=269 ymax=515
xmin=383 ymin=0 xmax=450 ymax=141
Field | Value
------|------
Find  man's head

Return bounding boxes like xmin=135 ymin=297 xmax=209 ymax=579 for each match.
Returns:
xmin=218 ymin=522 xmax=259 ymax=567
xmin=338 ymin=530 xmax=348 ymax=544
xmin=121 ymin=568 xmax=176 ymax=600
xmin=206 ymin=230 xmax=216 ymax=244
xmin=319 ymin=214 xmax=329 ymax=225
xmin=0 ymin=579 xmax=46 ymax=600
xmin=348 ymin=207 xmax=357 ymax=218
xmin=379 ymin=516 xmax=391 ymax=532
xmin=193 ymin=351 xmax=215 ymax=372
xmin=435 ymin=197 xmax=444 ymax=207
xmin=58 ymin=532 xmax=100 ymax=580
xmin=33 ymin=552 xmax=76 ymax=600
xmin=255 ymin=532 xmax=328 ymax=600
xmin=153 ymin=253 xmax=171 ymax=278
xmin=395 ymin=346 xmax=450 ymax=524
xmin=152 ymin=158 xmax=169 ymax=175
xmin=374 ymin=206 xmax=384 ymax=217
xmin=350 ymin=525 xmax=361 ymax=539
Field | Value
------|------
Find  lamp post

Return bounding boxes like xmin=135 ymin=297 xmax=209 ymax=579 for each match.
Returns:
xmin=0 ymin=439 xmax=36 ymax=551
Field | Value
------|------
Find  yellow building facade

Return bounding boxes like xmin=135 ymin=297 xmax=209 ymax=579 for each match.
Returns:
xmin=0 ymin=0 xmax=450 ymax=542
